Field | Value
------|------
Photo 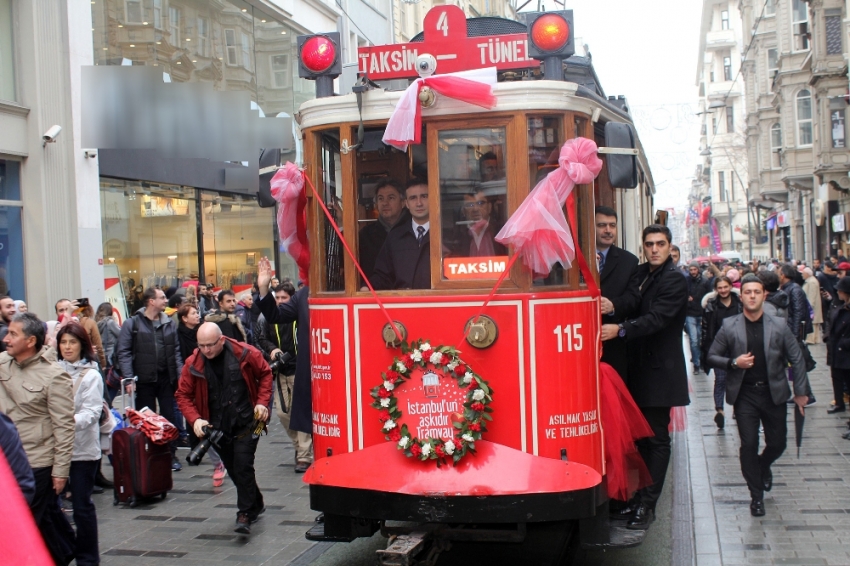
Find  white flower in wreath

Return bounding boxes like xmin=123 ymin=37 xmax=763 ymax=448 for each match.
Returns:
xmin=383 ymin=380 xmax=395 ymax=391
xmin=461 ymin=433 xmax=475 ymax=443
xmin=383 ymin=419 xmax=396 ymax=431
xmin=379 ymin=398 xmax=390 ymax=408
xmin=396 ymin=361 xmax=407 ymax=373
xmin=411 ymin=350 xmax=423 ymax=362
xmin=421 ymin=442 xmax=432 ymax=456
xmin=462 ymin=372 xmax=474 ymax=384
xmin=472 ymin=389 xmax=485 ymax=401
xmin=419 ymin=342 xmax=432 ymax=352
xmin=447 ymin=360 xmax=458 ymax=371
xmin=398 ymin=436 xmax=410 ymax=449
xmin=429 ymin=351 xmax=444 ymax=365
xmin=444 ymin=439 xmax=456 ymax=455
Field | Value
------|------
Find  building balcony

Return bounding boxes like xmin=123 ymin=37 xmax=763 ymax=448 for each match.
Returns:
xmin=705 ymin=81 xmax=742 ymax=98
xmin=705 ymin=29 xmax=737 ymax=50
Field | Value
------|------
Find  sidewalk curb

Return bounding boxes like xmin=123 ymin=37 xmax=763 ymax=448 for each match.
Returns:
xmin=672 ymin=428 xmax=696 ymax=566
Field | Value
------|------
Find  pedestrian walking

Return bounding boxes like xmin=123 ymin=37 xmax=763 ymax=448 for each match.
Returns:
xmin=116 ymin=287 xmax=185 ymax=471
xmin=0 ymin=313 xmax=76 ymax=564
xmin=56 ymin=323 xmax=103 ymax=566
xmin=601 ymin=224 xmax=689 ymax=530
xmin=700 ymin=276 xmax=743 ymax=429
xmin=685 ymin=261 xmax=712 ymax=374
xmin=175 ymin=323 xmax=272 ymax=535
xmin=801 ymin=267 xmax=823 ymax=344
xmin=707 ymin=274 xmax=809 ymax=517
xmin=0 ymin=295 xmax=14 ymax=353
xmin=826 ymin=277 xmax=850 ymax=416
xmin=205 ymin=290 xmax=248 ymax=343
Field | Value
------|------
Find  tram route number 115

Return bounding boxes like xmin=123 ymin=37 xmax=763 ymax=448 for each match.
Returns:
xmin=553 ymin=324 xmax=582 ymax=353
xmin=312 ymin=328 xmax=331 ymax=355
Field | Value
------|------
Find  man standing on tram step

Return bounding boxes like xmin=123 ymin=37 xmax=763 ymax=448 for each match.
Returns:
xmin=116 ymin=287 xmax=185 ymax=471
xmin=205 ymin=290 xmax=249 ymax=343
xmin=601 ymin=224 xmax=689 ymax=530
xmin=256 ymin=257 xmax=314 ymax=463
xmin=371 ymin=178 xmax=431 ymax=290
xmin=685 ymin=261 xmax=712 ymax=374
xmin=595 ymin=206 xmax=641 ymax=382
xmin=707 ymin=274 xmax=809 ymax=517
xmin=358 ymin=179 xmax=410 ymax=284
xmin=175 ymin=323 xmax=272 ymax=535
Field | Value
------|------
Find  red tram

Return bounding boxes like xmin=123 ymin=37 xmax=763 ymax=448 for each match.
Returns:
xmin=288 ymin=6 xmax=659 ymax=563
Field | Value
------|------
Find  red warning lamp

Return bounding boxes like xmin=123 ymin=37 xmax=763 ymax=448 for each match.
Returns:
xmin=531 ymin=14 xmax=570 ymax=53
xmin=301 ymin=36 xmax=336 ymax=74
xmin=297 ymin=32 xmax=342 ymax=98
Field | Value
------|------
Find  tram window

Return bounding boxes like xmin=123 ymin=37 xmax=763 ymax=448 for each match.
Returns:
xmin=320 ymin=131 xmax=344 ymax=292
xmin=437 ymin=127 xmax=508 ymax=281
xmin=528 ymin=116 xmax=569 ymax=287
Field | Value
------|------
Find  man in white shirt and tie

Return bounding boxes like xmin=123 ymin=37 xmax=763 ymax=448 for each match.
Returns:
xmin=372 ymin=179 xmax=433 ymax=290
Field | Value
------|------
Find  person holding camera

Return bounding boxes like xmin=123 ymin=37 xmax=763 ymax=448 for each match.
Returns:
xmin=175 ymin=323 xmax=272 ymax=535
xmin=255 ymin=281 xmax=312 ymax=473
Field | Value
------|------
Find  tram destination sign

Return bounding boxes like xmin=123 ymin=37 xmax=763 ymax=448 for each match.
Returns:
xmin=358 ymin=5 xmax=538 ymax=81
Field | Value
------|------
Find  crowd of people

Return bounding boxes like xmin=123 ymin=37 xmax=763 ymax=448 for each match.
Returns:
xmin=0 ymin=273 xmax=312 ymax=563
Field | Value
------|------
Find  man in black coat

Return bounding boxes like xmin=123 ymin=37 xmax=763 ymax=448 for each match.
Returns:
xmin=826 ymin=277 xmax=850 ymax=416
xmin=602 ymin=224 xmax=689 ymax=530
xmin=595 ymin=206 xmax=640 ymax=381
xmin=358 ymin=179 xmax=410 ymax=283
xmin=685 ymin=261 xmax=712 ymax=374
xmin=371 ymin=179 xmax=431 ymax=290
xmin=256 ymin=258 xmax=313 ymax=444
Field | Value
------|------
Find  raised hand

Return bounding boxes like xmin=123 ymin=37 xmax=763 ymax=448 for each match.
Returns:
xmin=257 ymin=257 xmax=273 ymax=297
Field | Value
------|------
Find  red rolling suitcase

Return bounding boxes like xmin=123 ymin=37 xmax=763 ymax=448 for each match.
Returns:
xmin=112 ymin=379 xmax=172 ymax=508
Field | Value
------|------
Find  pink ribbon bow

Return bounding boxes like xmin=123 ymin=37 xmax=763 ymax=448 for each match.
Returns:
xmin=270 ymin=162 xmax=310 ymax=285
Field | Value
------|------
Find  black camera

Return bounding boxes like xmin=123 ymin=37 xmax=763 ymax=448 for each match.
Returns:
xmin=268 ymin=351 xmax=292 ymax=373
xmin=186 ymin=426 xmax=224 ymax=466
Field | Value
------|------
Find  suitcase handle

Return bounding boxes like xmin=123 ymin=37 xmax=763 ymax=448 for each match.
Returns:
xmin=121 ymin=377 xmax=137 ymax=425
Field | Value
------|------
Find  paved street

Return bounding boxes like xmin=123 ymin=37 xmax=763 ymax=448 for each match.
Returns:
xmin=90 ymin=342 xmax=850 ymax=566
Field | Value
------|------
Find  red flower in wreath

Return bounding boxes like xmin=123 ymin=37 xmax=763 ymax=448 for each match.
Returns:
xmin=378 ymin=388 xmax=391 ymax=399
xmin=440 ymin=354 xmax=450 ymax=365
xmin=385 ymin=370 xmax=400 ymax=381
xmin=469 ymin=422 xmax=481 ymax=431
xmin=402 ymin=354 xmax=414 ymax=369
xmin=453 ymin=364 xmax=467 ymax=376
xmin=388 ymin=429 xmax=401 ymax=442
xmin=470 ymin=402 xmax=485 ymax=412
xmin=435 ymin=444 xmax=446 ymax=457
xmin=410 ymin=444 xmax=422 ymax=457
xmin=378 ymin=410 xmax=390 ymax=422
xmin=467 ymin=381 xmax=478 ymax=391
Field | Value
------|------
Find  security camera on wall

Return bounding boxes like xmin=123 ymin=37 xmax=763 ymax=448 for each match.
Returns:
xmin=42 ymin=125 xmax=62 ymax=143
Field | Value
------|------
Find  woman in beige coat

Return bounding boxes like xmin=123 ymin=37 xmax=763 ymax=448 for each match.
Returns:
xmin=802 ymin=267 xmax=823 ymax=343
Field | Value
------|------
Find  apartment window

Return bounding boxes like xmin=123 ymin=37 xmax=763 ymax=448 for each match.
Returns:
xmin=712 ymin=115 xmax=718 ymax=135
xmin=767 ymin=48 xmax=778 ymax=92
xmin=270 ymin=54 xmax=290 ymax=88
xmin=796 ymin=89 xmax=813 ymax=146
xmin=792 ymin=0 xmax=809 ymax=51
xmin=241 ymin=33 xmax=252 ymax=71
xmin=0 ymin=0 xmax=14 ymax=102
xmin=721 ymin=10 xmax=730 ymax=30
xmin=771 ymin=123 xmax=782 ymax=167
xmin=726 ymin=106 xmax=734 ymax=133
xmin=153 ymin=0 xmax=163 ymax=30
xmin=765 ymin=0 xmax=775 ymax=15
xmin=710 ymin=70 xmax=715 ymax=82
xmin=730 ymin=174 xmax=736 ymax=201
xmin=197 ymin=17 xmax=209 ymax=58
xmin=125 ymin=0 xmax=143 ymax=24
xmin=225 ymin=29 xmax=239 ymax=66
xmin=718 ymin=171 xmax=727 ymax=202
xmin=169 ymin=7 xmax=181 ymax=45
xmin=723 ymin=55 xmax=733 ymax=81
xmin=825 ymin=13 xmax=842 ymax=55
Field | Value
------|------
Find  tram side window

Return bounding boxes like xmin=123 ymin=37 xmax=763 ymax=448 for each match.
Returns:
xmin=528 ymin=116 xmax=569 ymax=287
xmin=320 ymin=131 xmax=344 ymax=292
xmin=438 ymin=127 xmax=507 ymax=282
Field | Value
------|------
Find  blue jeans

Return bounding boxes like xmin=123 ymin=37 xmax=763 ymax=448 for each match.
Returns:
xmin=685 ymin=316 xmax=701 ymax=368
xmin=713 ymin=369 xmax=727 ymax=410
xmin=70 ymin=459 xmax=100 ymax=565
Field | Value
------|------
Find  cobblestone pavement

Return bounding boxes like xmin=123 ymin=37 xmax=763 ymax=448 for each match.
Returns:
xmin=688 ymin=343 xmax=850 ymax=566
xmin=94 ymin=418 xmax=321 ymax=566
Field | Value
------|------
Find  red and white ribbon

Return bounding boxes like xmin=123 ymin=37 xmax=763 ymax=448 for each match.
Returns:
xmin=270 ymin=162 xmax=310 ymax=285
xmin=382 ymin=67 xmax=498 ymax=152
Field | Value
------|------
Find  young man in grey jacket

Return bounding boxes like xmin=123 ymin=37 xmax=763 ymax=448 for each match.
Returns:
xmin=708 ymin=274 xmax=809 ymax=517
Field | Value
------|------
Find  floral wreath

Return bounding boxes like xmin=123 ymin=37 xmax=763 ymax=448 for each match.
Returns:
xmin=370 ymin=339 xmax=493 ymax=465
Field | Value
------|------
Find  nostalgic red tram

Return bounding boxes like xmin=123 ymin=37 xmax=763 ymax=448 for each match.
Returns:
xmin=287 ymin=6 xmax=659 ymax=563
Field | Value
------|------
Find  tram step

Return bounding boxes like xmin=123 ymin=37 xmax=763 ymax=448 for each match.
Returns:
xmin=580 ymin=524 xmax=646 ymax=550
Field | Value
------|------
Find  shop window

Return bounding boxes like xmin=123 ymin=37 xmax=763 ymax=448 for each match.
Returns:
xmin=438 ymin=127 xmax=508 ymax=282
xmin=796 ymin=89 xmax=813 ymax=146
xmin=0 ymin=0 xmax=14 ymax=102
xmin=320 ymin=131 xmax=344 ymax=292
xmin=0 ymin=160 xmax=23 ymax=299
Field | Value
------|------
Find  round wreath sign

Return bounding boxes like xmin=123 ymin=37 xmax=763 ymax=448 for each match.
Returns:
xmin=370 ymin=339 xmax=493 ymax=465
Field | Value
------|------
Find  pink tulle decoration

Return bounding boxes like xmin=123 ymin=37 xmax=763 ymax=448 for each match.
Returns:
xmin=270 ymin=162 xmax=310 ymax=285
xmin=495 ymin=138 xmax=603 ymax=277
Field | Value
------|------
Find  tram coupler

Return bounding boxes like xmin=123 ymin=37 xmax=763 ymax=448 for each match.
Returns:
xmin=380 ymin=521 xmax=526 ymax=544
xmin=305 ymin=513 xmax=379 ymax=542
xmin=579 ymin=502 xmax=646 ymax=550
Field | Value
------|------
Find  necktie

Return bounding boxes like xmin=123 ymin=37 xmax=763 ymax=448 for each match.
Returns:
xmin=417 ymin=226 xmax=426 ymax=247
xmin=597 ymin=251 xmax=605 ymax=272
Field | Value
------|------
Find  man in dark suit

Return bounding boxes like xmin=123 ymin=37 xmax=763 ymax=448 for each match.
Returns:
xmin=358 ymin=179 xmax=410 ymax=283
xmin=372 ymin=179 xmax=431 ymax=290
xmin=451 ymin=190 xmax=507 ymax=258
xmin=595 ymin=206 xmax=640 ymax=381
xmin=601 ymin=224 xmax=689 ymax=530
xmin=707 ymin=274 xmax=809 ymax=517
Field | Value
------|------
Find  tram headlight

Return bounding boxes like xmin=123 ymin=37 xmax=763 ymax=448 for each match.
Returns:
xmin=524 ymin=11 xmax=574 ymax=59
